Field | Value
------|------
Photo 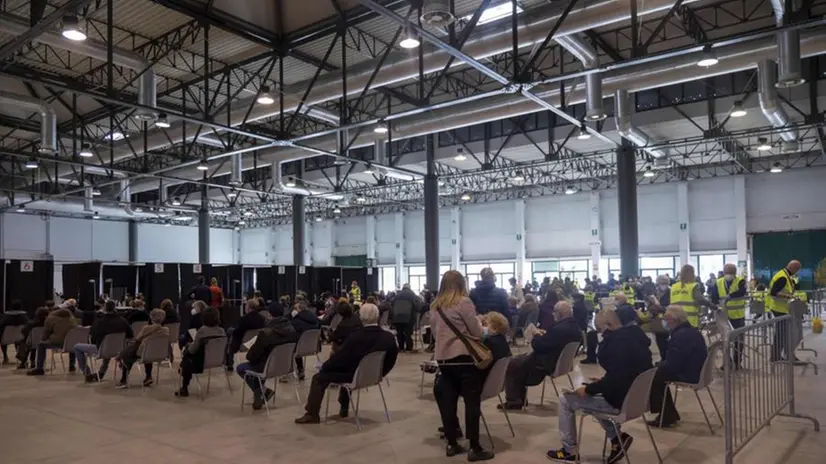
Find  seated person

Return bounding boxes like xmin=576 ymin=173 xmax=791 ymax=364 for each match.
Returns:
xmin=225 ymin=298 xmax=267 ymax=370
xmin=16 ymin=307 xmax=50 ymax=369
xmin=648 ymin=305 xmax=708 ymax=428
xmin=546 ymin=309 xmax=653 ymax=463
xmin=126 ymin=300 xmax=150 ymax=325
xmin=0 ymin=299 xmax=28 ymax=365
xmin=160 ymin=299 xmax=180 ymax=325
xmin=290 ymin=301 xmax=321 ymax=380
xmin=174 ymin=307 xmax=225 ymax=397
xmin=27 ymin=307 xmax=78 ymax=375
xmin=75 ymin=300 xmax=133 ymax=383
xmin=116 ymin=309 xmax=170 ymax=388
xmin=295 ymin=305 xmax=398 ymax=424
xmin=500 ymin=301 xmax=582 ymax=409
xmin=179 ymin=300 xmax=206 ymax=349
xmin=330 ymin=302 xmax=362 ymax=353
xmin=516 ymin=294 xmax=540 ymax=330
xmin=236 ymin=316 xmax=298 ymax=410
xmin=613 ymin=293 xmax=638 ymax=326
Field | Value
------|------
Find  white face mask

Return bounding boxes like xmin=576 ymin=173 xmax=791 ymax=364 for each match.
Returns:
xmin=191 ymin=308 xmax=198 ymax=316
xmin=482 ymin=326 xmax=489 ymax=337
xmin=725 ymin=274 xmax=735 ymax=282
xmin=291 ymin=310 xmax=298 ymax=318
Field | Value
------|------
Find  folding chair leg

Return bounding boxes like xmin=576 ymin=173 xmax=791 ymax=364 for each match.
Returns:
xmin=576 ymin=414 xmax=585 ymax=464
xmin=611 ymin=422 xmax=631 ymax=464
xmin=498 ymin=394 xmax=515 ymax=437
xmin=225 ymin=370 xmax=234 ymax=394
xmin=643 ymin=418 xmax=664 ymax=464
xmin=695 ymin=389 xmax=715 ymax=434
xmin=194 ymin=375 xmax=205 ymax=401
xmin=292 ymin=378 xmax=302 ymax=405
xmin=540 ymin=379 xmax=546 ymax=405
xmin=567 ymin=373 xmax=574 ymax=389
xmin=259 ymin=378 xmax=270 ymax=416
xmin=349 ymin=389 xmax=362 ymax=431
xmin=378 ymin=383 xmax=391 ymax=423
xmin=206 ymin=370 xmax=212 ymax=395
xmin=240 ymin=375 xmax=246 ymax=412
xmin=419 ymin=370 xmax=425 ymax=396
xmin=707 ymin=388 xmax=723 ymax=424
xmin=324 ymin=387 xmax=331 ymax=422
xmin=480 ymin=411 xmax=494 ymax=451
xmin=660 ymin=384 xmax=669 ymax=429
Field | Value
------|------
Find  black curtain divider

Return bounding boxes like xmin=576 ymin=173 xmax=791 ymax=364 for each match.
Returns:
xmin=0 ymin=261 xmax=5 ymax=313
xmin=180 ymin=263 xmax=212 ymax=303
xmin=365 ymin=267 xmax=379 ymax=295
xmin=242 ymin=267 xmax=255 ymax=298
xmin=62 ymin=262 xmax=102 ymax=311
xmin=341 ymin=267 xmax=366 ymax=299
xmin=102 ymin=264 xmax=138 ymax=300
xmin=6 ymin=260 xmax=54 ymax=318
xmin=275 ymin=265 xmax=296 ymax=300
xmin=226 ymin=265 xmax=242 ymax=303
xmin=144 ymin=263 xmax=180 ymax=311
xmin=255 ymin=267 xmax=275 ymax=303
xmin=295 ymin=265 xmax=311 ymax=297
xmin=137 ymin=265 xmax=147 ymax=298
xmin=311 ymin=266 xmax=342 ymax=298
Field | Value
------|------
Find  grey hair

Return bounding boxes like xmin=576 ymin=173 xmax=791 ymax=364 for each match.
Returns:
xmin=554 ymin=300 xmax=573 ymax=319
xmin=149 ymin=308 xmax=165 ymax=324
xmin=665 ymin=305 xmax=688 ymax=324
xmin=614 ymin=292 xmax=627 ymax=303
xmin=594 ymin=309 xmax=622 ymax=332
xmin=359 ymin=304 xmax=380 ymax=325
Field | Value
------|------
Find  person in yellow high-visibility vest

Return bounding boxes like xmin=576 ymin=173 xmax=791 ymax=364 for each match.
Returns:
xmin=711 ymin=264 xmax=747 ymax=368
xmin=767 ymin=260 xmax=801 ymax=361
xmin=669 ymin=264 xmax=711 ymax=328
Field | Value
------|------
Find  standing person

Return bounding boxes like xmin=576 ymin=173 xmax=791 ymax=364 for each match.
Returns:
xmin=349 ymin=281 xmax=362 ymax=303
xmin=390 ymin=283 xmax=422 ymax=352
xmin=509 ymin=277 xmax=525 ymax=306
xmin=647 ymin=276 xmax=673 ymax=360
xmin=538 ymin=289 xmax=561 ymax=329
xmin=711 ymin=264 xmax=747 ymax=368
xmin=670 ymin=264 xmax=711 ymax=329
xmin=208 ymin=277 xmax=224 ymax=308
xmin=186 ymin=276 xmax=211 ymax=304
xmin=0 ymin=300 xmax=28 ymax=365
xmin=469 ymin=267 xmax=509 ymax=318
xmin=767 ymin=260 xmax=801 ymax=361
xmin=430 ymin=270 xmax=494 ymax=461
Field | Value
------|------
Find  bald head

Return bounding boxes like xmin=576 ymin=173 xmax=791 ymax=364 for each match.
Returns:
xmin=787 ymin=260 xmax=801 ymax=274
xmin=724 ymin=263 xmax=737 ymax=275
xmin=554 ymin=301 xmax=573 ymax=319
xmin=614 ymin=292 xmax=627 ymax=304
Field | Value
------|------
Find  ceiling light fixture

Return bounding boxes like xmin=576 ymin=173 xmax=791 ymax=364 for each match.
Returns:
xmin=564 ymin=186 xmax=577 ymax=195
xmin=24 ymin=158 xmax=39 ymax=169
xmin=61 ymin=15 xmax=86 ymax=41
xmin=244 ymin=210 xmax=254 ymax=217
xmin=104 ymin=131 xmax=125 ymax=141
xmin=333 ymin=206 xmax=342 ymax=214
xmin=730 ymin=101 xmax=747 ymax=118
xmin=460 ymin=193 xmax=471 ymax=201
xmin=257 ymin=85 xmax=275 ymax=105
xmin=577 ymin=125 xmax=591 ymax=140
xmin=454 ymin=147 xmax=467 ymax=161
xmin=171 ymin=197 xmax=182 ymax=206
xmin=285 ymin=177 xmax=296 ymax=188
xmin=164 ymin=221 xmax=172 ymax=227
xmin=91 ymin=187 xmax=102 ymax=196
xmin=373 ymin=122 xmax=389 ymax=134
xmin=234 ymin=226 xmax=241 ymax=231
xmin=512 ymin=171 xmax=525 ymax=182
xmin=238 ymin=219 xmax=246 ymax=226
xmin=92 ymin=211 xmax=100 ymax=219
xmin=643 ymin=166 xmax=655 ymax=178
xmin=196 ymin=159 xmax=209 ymax=171
xmin=756 ymin=137 xmax=772 ymax=151
xmin=770 ymin=162 xmax=783 ymax=173
xmin=15 ymin=204 xmax=25 ymax=213
xmin=155 ymin=113 xmax=171 ymax=128
xmin=315 ymin=216 xmax=322 ymax=222
xmin=697 ymin=45 xmax=719 ymax=67
xmin=355 ymin=196 xmax=366 ymax=203
xmin=363 ymin=164 xmax=375 ymax=175
xmin=399 ymin=25 xmax=420 ymax=49
xmin=79 ymin=143 xmax=93 ymax=158
xmin=462 ymin=2 xmax=524 ymax=26
xmin=227 ymin=189 xmax=238 ymax=198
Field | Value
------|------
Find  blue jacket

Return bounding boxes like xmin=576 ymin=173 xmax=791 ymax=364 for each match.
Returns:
xmin=659 ymin=322 xmax=707 ymax=384
xmin=469 ymin=280 xmax=509 ymax=317
xmin=586 ymin=324 xmax=653 ymax=409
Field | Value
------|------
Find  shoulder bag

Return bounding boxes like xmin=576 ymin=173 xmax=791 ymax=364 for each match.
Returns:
xmin=434 ymin=306 xmax=493 ymax=370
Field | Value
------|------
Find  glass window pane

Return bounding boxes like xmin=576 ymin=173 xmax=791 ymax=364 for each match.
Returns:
xmin=489 ymin=262 xmax=514 ymax=273
xmin=465 ymin=264 xmax=487 ymax=274
xmin=408 ymin=266 xmax=426 ymax=276
xmin=533 ymin=261 xmax=559 ymax=272
xmin=640 ymin=256 xmax=674 ymax=269
xmin=697 ymin=255 xmax=724 ymax=281
xmin=380 ymin=267 xmax=396 ymax=292
xmin=559 ymin=260 xmax=588 ymax=271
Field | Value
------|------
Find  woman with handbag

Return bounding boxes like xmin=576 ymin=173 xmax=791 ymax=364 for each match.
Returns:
xmin=431 ymin=270 xmax=495 ymax=462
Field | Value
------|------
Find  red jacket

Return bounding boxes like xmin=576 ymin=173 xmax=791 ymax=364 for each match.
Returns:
xmin=209 ymin=285 xmax=224 ymax=308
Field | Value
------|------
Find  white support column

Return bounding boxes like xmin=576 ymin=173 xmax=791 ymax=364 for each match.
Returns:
xmin=268 ymin=226 xmax=277 ymax=264
xmin=394 ymin=213 xmax=405 ymax=289
xmin=733 ymin=176 xmax=748 ymax=276
xmin=450 ymin=206 xmax=461 ymax=270
xmin=365 ymin=215 xmax=377 ymax=266
xmin=304 ymin=222 xmax=313 ymax=266
xmin=515 ymin=200 xmax=527 ymax=283
xmin=321 ymin=220 xmax=334 ymax=266
xmin=677 ymin=182 xmax=691 ymax=267
xmin=589 ymin=191 xmax=602 ymax=280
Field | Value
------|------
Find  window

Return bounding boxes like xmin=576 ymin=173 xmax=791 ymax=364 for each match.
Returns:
xmin=531 ymin=260 xmax=589 ymax=288
xmin=405 ymin=265 xmax=451 ymax=293
xmin=379 ymin=267 xmax=396 ymax=292
xmin=697 ymin=254 xmax=725 ymax=282
xmin=465 ymin=262 xmax=515 ymax=290
xmin=640 ymin=256 xmax=676 ymax=280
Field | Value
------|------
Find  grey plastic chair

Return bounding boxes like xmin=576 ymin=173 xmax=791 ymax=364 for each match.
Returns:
xmin=239 ymin=328 xmax=262 ymax=352
xmin=575 ymin=367 xmax=662 ymax=464
xmin=136 ymin=335 xmax=172 ymax=389
xmin=663 ymin=342 xmax=723 ymax=434
xmin=130 ymin=321 xmax=148 ymax=337
xmin=0 ymin=325 xmax=24 ymax=346
xmin=163 ymin=322 xmax=180 ymax=366
xmin=479 ymin=357 xmax=514 ymax=450
xmin=191 ymin=337 xmax=232 ymax=400
xmin=51 ymin=327 xmax=90 ymax=374
xmin=240 ymin=342 xmax=300 ymax=415
xmin=540 ymin=341 xmax=580 ymax=404
xmin=88 ymin=332 xmax=126 ymax=382
xmin=324 ymin=351 xmax=390 ymax=430
xmin=294 ymin=329 xmax=322 ymax=377
xmin=419 ymin=359 xmax=439 ymax=396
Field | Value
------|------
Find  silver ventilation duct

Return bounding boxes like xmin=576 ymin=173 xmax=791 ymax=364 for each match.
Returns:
xmin=555 ymin=35 xmax=605 ymax=121
xmin=230 ymin=154 xmax=243 ymax=185
xmin=769 ymin=0 xmax=805 ymax=87
xmin=158 ymin=180 xmax=168 ymax=205
xmin=0 ymin=12 xmax=157 ymax=119
xmin=120 ymin=180 xmax=135 ymax=215
xmin=614 ymin=89 xmax=667 ymax=158
xmin=83 ymin=187 xmax=93 ymax=212
xmin=757 ymin=60 xmax=798 ymax=148
xmin=0 ymin=91 xmax=57 ymax=153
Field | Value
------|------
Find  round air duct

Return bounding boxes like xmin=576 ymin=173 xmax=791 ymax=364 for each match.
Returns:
xmin=421 ymin=0 xmax=455 ymax=27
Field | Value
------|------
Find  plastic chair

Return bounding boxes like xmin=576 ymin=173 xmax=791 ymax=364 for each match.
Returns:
xmin=663 ymin=342 xmax=723 ymax=434
xmin=540 ymin=341 xmax=580 ymax=404
xmin=88 ymin=332 xmax=126 ymax=382
xmin=419 ymin=358 xmax=439 ymax=396
xmin=191 ymin=337 xmax=232 ymax=400
xmin=575 ymin=367 xmax=662 ymax=464
xmin=136 ymin=336 xmax=171 ymax=389
xmin=479 ymin=357 xmax=515 ymax=450
xmin=240 ymin=342 xmax=300 ymax=415
xmin=324 ymin=351 xmax=390 ymax=430
xmin=0 ymin=325 xmax=24 ymax=346
xmin=51 ymin=327 xmax=90 ymax=374
xmin=130 ymin=321 xmax=148 ymax=337
xmin=294 ymin=329 xmax=322 ymax=377
xmin=163 ymin=322 xmax=180 ymax=366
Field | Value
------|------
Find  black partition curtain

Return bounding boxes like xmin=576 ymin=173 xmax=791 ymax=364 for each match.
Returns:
xmin=365 ymin=267 xmax=379 ymax=295
xmin=341 ymin=268 xmax=366 ymax=299
xmin=295 ymin=265 xmax=311 ymax=297
xmin=242 ymin=267 xmax=255 ymax=298
xmin=311 ymin=267 xmax=342 ymax=298
xmin=144 ymin=263 xmax=180 ymax=311
xmin=6 ymin=260 xmax=54 ymax=317
xmin=275 ymin=265 xmax=296 ymax=299
xmin=62 ymin=262 xmax=102 ymax=311
xmin=180 ymin=264 xmax=212 ymax=302
xmin=226 ymin=265 xmax=242 ymax=301
xmin=255 ymin=267 xmax=275 ymax=303
xmin=0 ymin=262 xmax=5 ymax=312
xmin=102 ymin=264 xmax=138 ymax=300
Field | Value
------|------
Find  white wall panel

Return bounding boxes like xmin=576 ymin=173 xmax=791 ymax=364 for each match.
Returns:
xmin=525 ymin=194 xmax=591 ymax=258
xmin=638 ymin=183 xmax=679 ymax=253
xmin=688 ymin=178 xmax=736 ymax=251
xmin=241 ymin=228 xmax=269 ymax=265
xmin=599 ymin=190 xmax=620 ymax=255
xmin=461 ymin=202 xmax=516 ymax=261
xmin=404 ymin=211 xmax=425 ymax=263
xmin=137 ymin=223 xmax=197 ymax=263
xmin=2 ymin=213 xmax=47 ymax=259
xmin=50 ymin=217 xmax=93 ymax=262
xmin=92 ymin=220 xmax=129 ymax=262
xmin=334 ymin=217 xmax=366 ymax=256
xmin=312 ymin=221 xmax=333 ymax=266
xmin=746 ymin=168 xmax=826 ymax=233
xmin=375 ymin=214 xmax=396 ymax=265
xmin=210 ymin=228 xmax=235 ymax=264
xmin=273 ymin=224 xmax=293 ymax=265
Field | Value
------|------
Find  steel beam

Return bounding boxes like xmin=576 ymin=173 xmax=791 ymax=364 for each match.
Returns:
xmin=0 ymin=0 xmax=91 ymax=63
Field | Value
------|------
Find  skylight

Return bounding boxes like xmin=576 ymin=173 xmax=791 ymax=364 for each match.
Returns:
xmin=464 ymin=2 xmax=523 ymax=26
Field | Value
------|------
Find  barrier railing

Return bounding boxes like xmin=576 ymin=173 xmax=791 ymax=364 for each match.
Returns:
xmin=723 ymin=315 xmax=820 ymax=464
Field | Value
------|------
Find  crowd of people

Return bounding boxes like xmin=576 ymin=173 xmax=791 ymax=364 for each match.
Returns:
xmin=0 ymin=258 xmax=807 ymax=463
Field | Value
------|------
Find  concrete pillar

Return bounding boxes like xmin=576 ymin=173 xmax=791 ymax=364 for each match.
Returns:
xmin=292 ymin=196 xmax=305 ymax=266
xmin=128 ymin=220 xmax=138 ymax=263
xmin=514 ymin=199 xmax=527 ymax=284
xmin=366 ymin=215 xmax=377 ymax=266
xmin=424 ymin=134 xmax=440 ymax=291
xmin=304 ymin=220 xmax=313 ymax=266
xmin=589 ymin=191 xmax=602 ymax=280
xmin=394 ymin=212 xmax=405 ymax=289
xmin=450 ymin=206 xmax=461 ymax=270
xmin=616 ymin=142 xmax=639 ymax=277
xmin=677 ymin=182 xmax=691 ymax=267
xmin=733 ymin=176 xmax=748 ymax=276
xmin=198 ymin=185 xmax=209 ymax=264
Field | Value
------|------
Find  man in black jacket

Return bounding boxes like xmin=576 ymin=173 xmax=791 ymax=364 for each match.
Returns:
xmin=500 ymin=301 xmax=582 ymax=409
xmin=0 ymin=300 xmax=28 ymax=365
xmin=74 ymin=300 xmax=133 ymax=383
xmin=648 ymin=305 xmax=708 ymax=428
xmin=295 ymin=305 xmax=398 ymax=424
xmin=186 ymin=276 xmax=212 ymax=303
xmin=547 ymin=309 xmax=653 ymax=463
xmin=225 ymin=298 xmax=268 ymax=371
xmin=390 ymin=284 xmax=422 ymax=352
xmin=236 ymin=316 xmax=298 ymax=410
xmin=469 ymin=268 xmax=509 ymax=317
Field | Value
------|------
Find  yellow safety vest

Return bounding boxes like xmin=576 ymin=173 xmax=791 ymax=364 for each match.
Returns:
xmin=793 ymin=291 xmax=808 ymax=302
xmin=619 ymin=284 xmax=636 ymax=305
xmin=766 ymin=269 xmax=793 ymax=314
xmin=584 ymin=291 xmax=595 ymax=303
xmin=716 ymin=276 xmax=746 ymax=320
xmin=751 ymin=290 xmax=765 ymax=302
xmin=670 ymin=281 xmax=699 ymax=327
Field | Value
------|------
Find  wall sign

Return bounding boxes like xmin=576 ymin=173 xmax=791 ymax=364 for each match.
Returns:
xmin=20 ymin=260 xmax=33 ymax=272
xmin=193 ymin=264 xmax=202 ymax=274
xmin=298 ymin=266 xmax=306 ymax=274
xmin=154 ymin=263 xmax=164 ymax=273
xmin=278 ymin=266 xmax=285 ymax=274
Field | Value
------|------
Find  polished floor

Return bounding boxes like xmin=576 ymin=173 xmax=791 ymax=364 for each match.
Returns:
xmin=0 ymin=331 xmax=824 ymax=464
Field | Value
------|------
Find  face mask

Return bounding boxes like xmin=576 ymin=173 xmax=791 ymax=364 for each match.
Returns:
xmin=659 ymin=284 xmax=669 ymax=291
xmin=482 ymin=327 xmax=489 ymax=337
xmin=191 ymin=308 xmax=198 ymax=316
xmin=291 ymin=310 xmax=298 ymax=318
xmin=662 ymin=320 xmax=670 ymax=331
xmin=725 ymin=274 xmax=735 ymax=282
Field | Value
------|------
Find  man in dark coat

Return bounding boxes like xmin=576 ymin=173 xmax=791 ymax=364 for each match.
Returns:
xmin=186 ymin=276 xmax=212 ymax=304
xmin=469 ymin=267 xmax=509 ymax=317
xmin=390 ymin=284 xmax=422 ymax=352
xmin=225 ymin=298 xmax=268 ymax=370
xmin=295 ymin=305 xmax=398 ymax=423
xmin=236 ymin=316 xmax=298 ymax=410
xmin=500 ymin=301 xmax=582 ymax=409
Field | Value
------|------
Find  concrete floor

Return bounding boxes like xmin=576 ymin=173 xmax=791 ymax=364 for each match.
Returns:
xmin=1 ymin=332 xmax=824 ymax=464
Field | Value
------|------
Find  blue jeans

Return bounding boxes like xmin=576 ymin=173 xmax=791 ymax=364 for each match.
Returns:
xmin=559 ymin=392 xmax=621 ymax=453
xmin=236 ymin=362 xmax=262 ymax=395
xmin=73 ymin=343 xmax=110 ymax=376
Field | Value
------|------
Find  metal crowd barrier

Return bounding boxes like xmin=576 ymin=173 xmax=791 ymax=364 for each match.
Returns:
xmin=723 ymin=315 xmax=820 ymax=464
